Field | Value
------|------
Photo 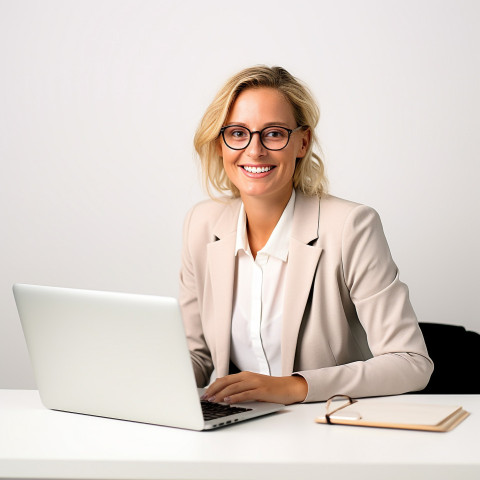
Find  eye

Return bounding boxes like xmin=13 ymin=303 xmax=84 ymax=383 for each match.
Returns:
xmin=263 ymin=127 xmax=288 ymax=140
xmin=224 ymin=126 xmax=249 ymax=139
xmin=231 ymin=129 xmax=248 ymax=138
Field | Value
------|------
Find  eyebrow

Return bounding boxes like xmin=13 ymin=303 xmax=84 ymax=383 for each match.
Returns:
xmin=225 ymin=121 xmax=293 ymax=128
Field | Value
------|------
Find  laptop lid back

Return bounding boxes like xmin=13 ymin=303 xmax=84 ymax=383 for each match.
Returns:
xmin=13 ymin=284 xmax=205 ymax=430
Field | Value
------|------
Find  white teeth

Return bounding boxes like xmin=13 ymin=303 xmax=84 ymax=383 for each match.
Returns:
xmin=243 ymin=166 xmax=273 ymax=173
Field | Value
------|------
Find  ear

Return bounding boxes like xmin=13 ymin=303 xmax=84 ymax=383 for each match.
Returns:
xmin=296 ymin=127 xmax=311 ymax=159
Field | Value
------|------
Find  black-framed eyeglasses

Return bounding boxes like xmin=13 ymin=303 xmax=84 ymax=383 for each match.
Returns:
xmin=220 ymin=125 xmax=306 ymax=151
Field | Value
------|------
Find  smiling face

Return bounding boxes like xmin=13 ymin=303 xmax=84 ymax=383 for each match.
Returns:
xmin=218 ymin=87 xmax=310 ymax=205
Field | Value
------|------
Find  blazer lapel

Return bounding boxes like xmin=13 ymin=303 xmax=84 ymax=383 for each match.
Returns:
xmin=206 ymin=199 xmax=241 ymax=377
xmin=281 ymin=192 xmax=323 ymax=375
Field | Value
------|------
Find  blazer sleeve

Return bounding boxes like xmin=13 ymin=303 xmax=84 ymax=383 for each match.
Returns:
xmin=179 ymin=205 xmax=214 ymax=387
xmin=297 ymin=205 xmax=434 ymax=402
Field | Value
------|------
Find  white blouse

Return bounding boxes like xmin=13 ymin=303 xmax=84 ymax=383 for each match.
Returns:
xmin=230 ymin=190 xmax=295 ymax=377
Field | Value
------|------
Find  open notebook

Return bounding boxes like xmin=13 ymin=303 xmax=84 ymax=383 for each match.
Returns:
xmin=13 ymin=284 xmax=284 ymax=431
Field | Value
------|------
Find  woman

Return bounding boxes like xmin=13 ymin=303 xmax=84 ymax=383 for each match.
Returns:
xmin=180 ymin=65 xmax=433 ymax=405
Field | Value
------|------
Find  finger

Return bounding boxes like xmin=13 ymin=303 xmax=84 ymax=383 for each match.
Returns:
xmin=222 ymin=377 xmax=282 ymax=404
xmin=201 ymin=374 xmax=242 ymax=400
xmin=224 ymin=389 xmax=261 ymax=404
xmin=203 ymin=372 xmax=261 ymax=402
xmin=211 ymin=373 xmax=270 ymax=403
xmin=210 ymin=380 xmax=257 ymax=403
xmin=202 ymin=372 xmax=267 ymax=401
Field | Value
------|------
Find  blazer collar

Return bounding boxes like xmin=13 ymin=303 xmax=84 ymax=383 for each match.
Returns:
xmin=211 ymin=190 xmax=320 ymax=242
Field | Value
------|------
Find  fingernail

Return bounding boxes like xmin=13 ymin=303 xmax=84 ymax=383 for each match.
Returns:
xmin=200 ymin=394 xmax=207 ymax=400
xmin=208 ymin=396 xmax=216 ymax=402
xmin=224 ymin=396 xmax=231 ymax=403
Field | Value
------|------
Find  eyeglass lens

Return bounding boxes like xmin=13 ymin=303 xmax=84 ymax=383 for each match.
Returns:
xmin=222 ymin=126 xmax=291 ymax=151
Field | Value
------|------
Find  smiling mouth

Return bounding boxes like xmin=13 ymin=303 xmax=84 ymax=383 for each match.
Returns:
xmin=241 ymin=166 xmax=275 ymax=174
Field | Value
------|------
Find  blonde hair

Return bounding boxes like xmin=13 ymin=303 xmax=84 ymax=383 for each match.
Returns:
xmin=194 ymin=65 xmax=328 ymax=198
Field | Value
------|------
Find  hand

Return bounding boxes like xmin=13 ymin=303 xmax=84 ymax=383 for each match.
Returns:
xmin=201 ymin=371 xmax=308 ymax=405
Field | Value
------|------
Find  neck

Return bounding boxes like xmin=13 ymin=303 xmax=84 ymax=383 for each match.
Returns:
xmin=241 ymin=187 xmax=293 ymax=258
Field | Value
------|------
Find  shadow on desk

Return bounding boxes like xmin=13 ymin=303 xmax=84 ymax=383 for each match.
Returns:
xmin=418 ymin=322 xmax=480 ymax=394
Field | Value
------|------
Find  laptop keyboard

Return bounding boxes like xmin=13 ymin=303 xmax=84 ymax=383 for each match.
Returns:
xmin=201 ymin=401 xmax=253 ymax=421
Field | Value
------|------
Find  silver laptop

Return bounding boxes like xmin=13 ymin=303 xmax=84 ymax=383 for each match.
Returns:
xmin=13 ymin=284 xmax=283 ymax=430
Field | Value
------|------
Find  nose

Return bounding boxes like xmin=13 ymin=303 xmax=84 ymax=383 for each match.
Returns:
xmin=245 ymin=131 xmax=266 ymax=158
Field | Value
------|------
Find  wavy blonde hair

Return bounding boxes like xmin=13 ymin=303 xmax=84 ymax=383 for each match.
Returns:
xmin=194 ymin=65 xmax=328 ymax=198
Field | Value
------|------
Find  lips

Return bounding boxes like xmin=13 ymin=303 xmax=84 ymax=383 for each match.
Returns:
xmin=240 ymin=165 xmax=275 ymax=178
xmin=242 ymin=165 xmax=273 ymax=173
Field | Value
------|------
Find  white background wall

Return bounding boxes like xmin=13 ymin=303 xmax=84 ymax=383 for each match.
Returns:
xmin=1 ymin=0 xmax=479 ymax=389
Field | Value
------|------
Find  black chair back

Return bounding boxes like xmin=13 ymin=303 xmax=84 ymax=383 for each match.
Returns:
xmin=418 ymin=322 xmax=480 ymax=394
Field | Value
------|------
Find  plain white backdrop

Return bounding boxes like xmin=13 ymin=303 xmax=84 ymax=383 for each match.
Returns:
xmin=1 ymin=0 xmax=479 ymax=389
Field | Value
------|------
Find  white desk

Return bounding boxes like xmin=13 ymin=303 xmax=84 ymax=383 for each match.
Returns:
xmin=1 ymin=390 xmax=479 ymax=480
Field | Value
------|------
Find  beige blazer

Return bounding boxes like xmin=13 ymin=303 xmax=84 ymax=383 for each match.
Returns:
xmin=179 ymin=190 xmax=433 ymax=402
